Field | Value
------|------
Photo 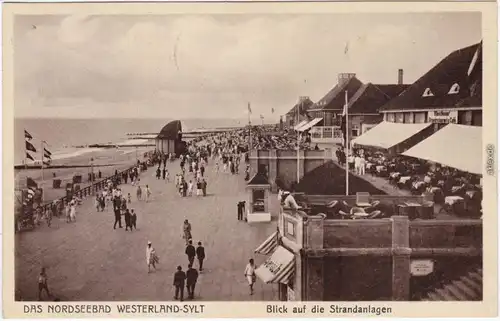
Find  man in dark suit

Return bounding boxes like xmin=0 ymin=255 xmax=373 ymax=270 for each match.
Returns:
xmin=173 ymin=266 xmax=186 ymax=301
xmin=186 ymin=264 xmax=199 ymax=300
xmin=113 ymin=208 xmax=122 ymax=229
xmin=196 ymin=242 xmax=206 ymax=272
xmin=185 ymin=240 xmax=196 ymax=266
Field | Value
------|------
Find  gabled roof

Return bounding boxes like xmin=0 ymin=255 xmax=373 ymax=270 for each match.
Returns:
xmin=157 ymin=120 xmax=182 ymax=140
xmin=380 ymin=42 xmax=482 ymax=112
xmin=247 ymin=172 xmax=270 ymax=186
xmin=311 ymin=77 xmax=364 ymax=111
xmin=347 ymin=83 xmax=409 ymax=114
xmin=295 ymin=161 xmax=386 ymax=195
xmin=285 ymin=98 xmax=314 ymax=116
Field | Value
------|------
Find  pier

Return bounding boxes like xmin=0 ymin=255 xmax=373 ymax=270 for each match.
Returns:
xmin=15 ymin=157 xmax=279 ymax=301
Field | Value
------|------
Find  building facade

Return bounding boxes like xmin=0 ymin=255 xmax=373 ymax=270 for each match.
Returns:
xmin=379 ymin=42 xmax=482 ymax=130
xmin=254 ymin=193 xmax=483 ymax=301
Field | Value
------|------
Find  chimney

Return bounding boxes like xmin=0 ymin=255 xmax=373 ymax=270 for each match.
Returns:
xmin=299 ymin=96 xmax=310 ymax=103
xmin=338 ymin=73 xmax=356 ymax=86
xmin=398 ymin=69 xmax=404 ymax=85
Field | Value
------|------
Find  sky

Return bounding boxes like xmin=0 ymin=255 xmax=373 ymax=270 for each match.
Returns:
xmin=13 ymin=12 xmax=481 ymax=120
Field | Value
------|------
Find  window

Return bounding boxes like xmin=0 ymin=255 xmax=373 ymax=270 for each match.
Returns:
xmin=395 ymin=113 xmax=404 ymax=123
xmin=252 ymin=189 xmax=265 ymax=213
xmin=414 ymin=112 xmax=426 ymax=123
xmin=422 ymin=88 xmax=434 ymax=97
xmin=323 ymin=127 xmax=333 ymax=138
xmin=387 ymin=113 xmax=396 ymax=122
xmin=404 ymin=112 xmax=414 ymax=124
xmin=448 ymin=83 xmax=460 ymax=94
xmin=351 ymin=129 xmax=359 ymax=137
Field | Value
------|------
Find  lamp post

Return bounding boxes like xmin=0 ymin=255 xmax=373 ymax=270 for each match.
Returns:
xmin=90 ymin=157 xmax=95 ymax=195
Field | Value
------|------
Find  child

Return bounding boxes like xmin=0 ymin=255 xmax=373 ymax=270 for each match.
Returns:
xmin=130 ymin=209 xmax=137 ymax=230
xmin=127 ymin=193 xmax=132 ymax=204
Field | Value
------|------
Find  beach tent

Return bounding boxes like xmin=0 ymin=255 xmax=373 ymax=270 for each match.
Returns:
xmin=351 ymin=121 xmax=433 ymax=155
xmin=402 ymin=124 xmax=482 ymax=175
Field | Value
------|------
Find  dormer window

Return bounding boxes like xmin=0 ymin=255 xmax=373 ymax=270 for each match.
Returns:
xmin=448 ymin=83 xmax=460 ymax=94
xmin=422 ymin=88 xmax=434 ymax=97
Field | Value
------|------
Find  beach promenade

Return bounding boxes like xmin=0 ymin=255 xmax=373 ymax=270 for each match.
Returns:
xmin=15 ymin=158 xmax=279 ymax=301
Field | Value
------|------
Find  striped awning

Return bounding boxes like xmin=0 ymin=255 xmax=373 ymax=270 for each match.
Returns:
xmin=254 ymin=231 xmax=279 ymax=255
xmin=255 ymin=246 xmax=295 ymax=284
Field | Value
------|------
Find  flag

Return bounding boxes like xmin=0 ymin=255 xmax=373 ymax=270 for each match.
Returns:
xmin=26 ymin=153 xmax=34 ymax=161
xmin=340 ymin=91 xmax=348 ymax=140
xmin=247 ymin=103 xmax=252 ymax=114
xmin=271 ymin=108 xmax=275 ymax=114
xmin=344 ymin=41 xmax=349 ymax=55
xmin=25 ymin=141 xmax=37 ymax=153
xmin=24 ymin=130 xmax=33 ymax=140
xmin=27 ymin=177 xmax=38 ymax=189
xmin=44 ymin=148 xmax=52 ymax=159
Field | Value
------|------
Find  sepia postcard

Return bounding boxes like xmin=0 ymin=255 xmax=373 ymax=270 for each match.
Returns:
xmin=2 ymin=1 xmax=498 ymax=318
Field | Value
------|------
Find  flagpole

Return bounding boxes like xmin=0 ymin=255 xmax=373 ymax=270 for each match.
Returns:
xmin=41 ymin=140 xmax=45 ymax=203
xmin=297 ymin=99 xmax=301 ymax=184
xmin=24 ymin=129 xmax=28 ymax=170
xmin=248 ymin=102 xmax=252 ymax=150
xmin=345 ymin=90 xmax=349 ymax=196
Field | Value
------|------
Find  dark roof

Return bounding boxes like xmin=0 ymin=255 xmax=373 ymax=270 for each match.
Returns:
xmin=295 ymin=161 xmax=387 ymax=195
xmin=347 ymin=83 xmax=409 ymax=114
xmin=157 ymin=120 xmax=182 ymax=140
xmin=286 ymin=98 xmax=314 ymax=116
xmin=247 ymin=172 xmax=270 ymax=186
xmin=310 ymin=77 xmax=364 ymax=111
xmin=380 ymin=42 xmax=482 ymax=112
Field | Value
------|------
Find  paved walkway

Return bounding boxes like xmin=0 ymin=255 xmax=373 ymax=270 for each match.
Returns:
xmin=15 ymin=158 xmax=279 ymax=301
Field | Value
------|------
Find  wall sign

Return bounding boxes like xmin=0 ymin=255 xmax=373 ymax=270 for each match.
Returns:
xmin=428 ymin=110 xmax=458 ymax=124
xmin=410 ymin=259 xmax=435 ymax=276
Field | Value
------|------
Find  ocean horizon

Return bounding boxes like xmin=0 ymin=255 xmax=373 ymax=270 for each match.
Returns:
xmin=13 ymin=117 xmax=266 ymax=165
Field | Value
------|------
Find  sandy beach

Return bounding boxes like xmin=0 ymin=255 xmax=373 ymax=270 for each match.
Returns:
xmin=15 ymin=146 xmax=154 ymax=202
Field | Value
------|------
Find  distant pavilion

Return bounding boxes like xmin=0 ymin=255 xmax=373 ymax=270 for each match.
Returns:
xmin=155 ymin=120 xmax=183 ymax=155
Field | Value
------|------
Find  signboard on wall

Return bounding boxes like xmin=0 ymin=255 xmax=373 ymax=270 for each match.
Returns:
xmin=410 ymin=259 xmax=435 ymax=276
xmin=428 ymin=110 xmax=458 ymax=124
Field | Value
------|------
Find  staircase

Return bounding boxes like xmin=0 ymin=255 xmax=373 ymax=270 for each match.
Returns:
xmin=423 ymin=268 xmax=482 ymax=301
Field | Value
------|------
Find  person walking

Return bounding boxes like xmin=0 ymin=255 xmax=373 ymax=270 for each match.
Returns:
xmin=113 ymin=207 xmax=122 ymax=229
xmin=124 ymin=209 xmax=132 ymax=231
xmin=188 ymin=180 xmax=194 ymax=196
xmin=173 ymin=266 xmax=186 ymax=301
xmin=237 ymin=201 xmax=246 ymax=221
xmin=182 ymin=220 xmax=192 ymax=245
xmin=146 ymin=241 xmax=159 ymax=273
xmin=185 ymin=240 xmax=196 ymax=266
xmin=130 ymin=209 xmax=137 ymax=230
xmin=156 ymin=167 xmax=161 ymax=180
xmin=244 ymin=258 xmax=257 ymax=295
xmin=136 ymin=185 xmax=142 ymax=201
xmin=186 ymin=264 xmax=199 ymax=300
xmin=69 ymin=200 xmax=77 ymax=222
xmin=201 ymin=179 xmax=207 ymax=197
xmin=162 ymin=167 xmax=167 ymax=180
xmin=145 ymin=185 xmax=151 ymax=202
xmin=196 ymin=242 xmax=205 ymax=272
xmin=38 ymin=267 xmax=51 ymax=301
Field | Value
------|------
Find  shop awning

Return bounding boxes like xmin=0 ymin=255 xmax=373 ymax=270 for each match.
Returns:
xmin=254 ymin=231 xmax=279 ymax=255
xmin=352 ymin=121 xmax=432 ymax=150
xmin=402 ymin=124 xmax=482 ymax=175
xmin=255 ymin=246 xmax=295 ymax=284
xmin=294 ymin=120 xmax=309 ymax=131
xmin=298 ymin=118 xmax=324 ymax=132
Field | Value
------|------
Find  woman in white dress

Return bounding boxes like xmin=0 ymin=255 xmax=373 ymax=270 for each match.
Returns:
xmin=69 ymin=200 xmax=77 ymax=222
xmin=244 ymin=258 xmax=256 ymax=295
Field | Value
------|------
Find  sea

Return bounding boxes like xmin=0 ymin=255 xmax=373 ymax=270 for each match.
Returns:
xmin=14 ymin=118 xmax=245 ymax=165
